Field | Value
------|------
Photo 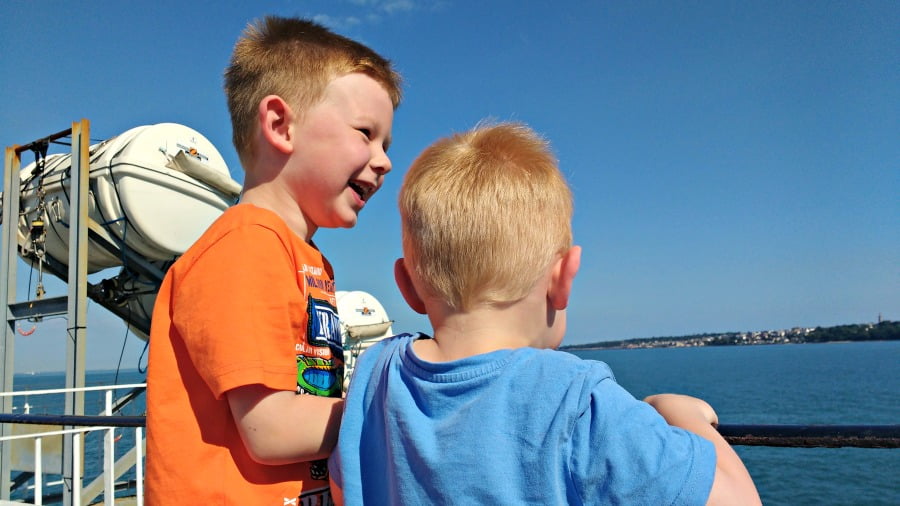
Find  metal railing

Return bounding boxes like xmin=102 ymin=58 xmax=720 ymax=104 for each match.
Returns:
xmin=717 ymin=423 xmax=900 ymax=448
xmin=0 ymin=383 xmax=145 ymax=506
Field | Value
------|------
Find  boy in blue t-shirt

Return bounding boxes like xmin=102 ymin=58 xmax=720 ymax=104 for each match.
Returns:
xmin=329 ymin=123 xmax=761 ymax=505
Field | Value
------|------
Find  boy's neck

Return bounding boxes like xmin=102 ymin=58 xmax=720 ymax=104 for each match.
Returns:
xmin=240 ymin=185 xmax=315 ymax=242
xmin=414 ymin=293 xmax=559 ymax=363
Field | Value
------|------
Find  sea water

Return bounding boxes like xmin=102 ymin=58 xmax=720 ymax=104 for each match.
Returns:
xmin=7 ymin=341 xmax=900 ymax=505
xmin=570 ymin=341 xmax=900 ymax=506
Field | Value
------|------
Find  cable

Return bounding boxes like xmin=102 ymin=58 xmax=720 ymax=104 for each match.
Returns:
xmin=137 ymin=339 xmax=149 ymax=374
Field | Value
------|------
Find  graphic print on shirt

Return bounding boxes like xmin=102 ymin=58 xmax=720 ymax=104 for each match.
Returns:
xmin=292 ymin=485 xmax=332 ymax=505
xmin=296 ymin=296 xmax=344 ymax=397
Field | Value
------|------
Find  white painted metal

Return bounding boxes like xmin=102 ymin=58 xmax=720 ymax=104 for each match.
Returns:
xmin=72 ymin=433 xmax=80 ymax=506
xmin=1 ymin=144 xmax=23 ymax=501
xmin=135 ymin=427 xmax=143 ymax=506
xmin=15 ymin=123 xmax=238 ymax=273
xmin=104 ymin=391 xmax=113 ymax=506
xmin=63 ymin=119 xmax=90 ymax=506
xmin=33 ymin=438 xmax=41 ymax=506
xmin=336 ymin=290 xmax=394 ymax=391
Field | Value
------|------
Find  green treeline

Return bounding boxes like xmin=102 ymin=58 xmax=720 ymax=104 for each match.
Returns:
xmin=563 ymin=320 xmax=899 ymax=350
xmin=804 ymin=321 xmax=899 ymax=343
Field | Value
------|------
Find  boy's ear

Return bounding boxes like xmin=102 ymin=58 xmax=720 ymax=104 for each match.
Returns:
xmin=258 ymin=95 xmax=294 ymax=154
xmin=548 ymin=246 xmax=581 ymax=311
xmin=394 ymin=258 xmax=427 ymax=315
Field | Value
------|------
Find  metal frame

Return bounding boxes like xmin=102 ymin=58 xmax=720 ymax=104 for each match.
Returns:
xmin=0 ymin=126 xmax=23 ymax=501
xmin=62 ymin=119 xmax=90 ymax=505
xmin=1 ymin=120 xmax=92 ymax=503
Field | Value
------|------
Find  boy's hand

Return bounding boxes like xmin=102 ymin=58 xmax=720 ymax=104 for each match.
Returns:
xmin=644 ymin=393 xmax=718 ymax=427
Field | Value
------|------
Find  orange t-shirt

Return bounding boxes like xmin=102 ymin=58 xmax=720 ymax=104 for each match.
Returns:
xmin=145 ymin=204 xmax=342 ymax=505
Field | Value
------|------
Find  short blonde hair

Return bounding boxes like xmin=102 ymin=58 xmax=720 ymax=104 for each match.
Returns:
xmin=225 ymin=16 xmax=402 ymax=169
xmin=399 ymin=123 xmax=573 ymax=311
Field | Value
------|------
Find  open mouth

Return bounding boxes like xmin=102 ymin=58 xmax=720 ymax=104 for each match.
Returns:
xmin=348 ymin=180 xmax=373 ymax=201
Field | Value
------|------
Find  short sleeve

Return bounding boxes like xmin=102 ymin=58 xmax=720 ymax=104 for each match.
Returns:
xmin=172 ymin=224 xmax=305 ymax=398
xmin=569 ymin=376 xmax=716 ymax=505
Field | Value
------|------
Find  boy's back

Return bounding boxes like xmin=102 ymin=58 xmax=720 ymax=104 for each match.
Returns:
xmin=333 ymin=333 xmax=715 ymax=504
xmin=329 ymin=123 xmax=759 ymax=505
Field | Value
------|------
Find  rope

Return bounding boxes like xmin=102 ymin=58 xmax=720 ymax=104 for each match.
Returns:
xmin=16 ymin=323 xmax=37 ymax=336
xmin=29 ymin=142 xmax=50 ymax=302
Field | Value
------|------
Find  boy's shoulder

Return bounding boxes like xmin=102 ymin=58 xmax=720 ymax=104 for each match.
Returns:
xmin=345 ymin=332 xmax=416 ymax=388
xmin=362 ymin=332 xmax=419 ymax=363
xmin=169 ymin=204 xmax=303 ymax=277
xmin=202 ymin=203 xmax=291 ymax=240
xmin=529 ymin=347 xmax=617 ymax=380
xmin=518 ymin=348 xmax=619 ymax=401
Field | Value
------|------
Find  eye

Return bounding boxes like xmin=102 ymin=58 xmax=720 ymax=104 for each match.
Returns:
xmin=357 ymin=128 xmax=372 ymax=138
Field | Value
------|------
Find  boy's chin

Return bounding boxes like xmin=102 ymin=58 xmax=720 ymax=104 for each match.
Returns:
xmin=327 ymin=214 xmax=361 ymax=229
xmin=315 ymin=207 xmax=364 ymax=230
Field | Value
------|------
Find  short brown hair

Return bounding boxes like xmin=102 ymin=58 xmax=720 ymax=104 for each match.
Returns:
xmin=224 ymin=16 xmax=402 ymax=168
xmin=399 ymin=123 xmax=573 ymax=311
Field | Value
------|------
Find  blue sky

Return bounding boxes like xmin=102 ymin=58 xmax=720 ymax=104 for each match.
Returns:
xmin=1 ymin=1 xmax=897 ymax=373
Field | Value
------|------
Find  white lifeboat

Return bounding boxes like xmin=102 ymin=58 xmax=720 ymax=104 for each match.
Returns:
xmin=336 ymin=290 xmax=394 ymax=391
xmin=16 ymin=122 xmax=240 ymax=273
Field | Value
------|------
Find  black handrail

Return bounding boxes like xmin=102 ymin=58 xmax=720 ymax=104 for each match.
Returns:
xmin=2 ymin=414 xmax=899 ymax=448
xmin=716 ymin=424 xmax=900 ymax=448
xmin=0 ymin=413 xmax=145 ymax=428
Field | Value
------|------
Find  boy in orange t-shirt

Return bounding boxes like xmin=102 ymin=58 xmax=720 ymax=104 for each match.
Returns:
xmin=145 ymin=16 xmax=401 ymax=505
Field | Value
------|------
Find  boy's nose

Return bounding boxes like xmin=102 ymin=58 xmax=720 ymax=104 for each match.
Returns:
xmin=371 ymin=149 xmax=392 ymax=175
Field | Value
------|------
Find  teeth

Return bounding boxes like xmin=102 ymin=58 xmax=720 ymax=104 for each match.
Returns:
xmin=349 ymin=181 xmax=369 ymax=199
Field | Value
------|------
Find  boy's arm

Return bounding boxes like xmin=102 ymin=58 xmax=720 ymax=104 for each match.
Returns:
xmin=227 ymin=384 xmax=344 ymax=464
xmin=644 ymin=394 xmax=761 ymax=506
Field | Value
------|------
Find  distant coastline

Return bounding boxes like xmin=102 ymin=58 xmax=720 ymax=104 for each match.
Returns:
xmin=13 ymin=368 xmax=145 ymax=378
xmin=561 ymin=320 xmax=899 ymax=351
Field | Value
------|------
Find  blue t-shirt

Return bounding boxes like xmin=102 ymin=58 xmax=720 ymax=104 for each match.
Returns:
xmin=329 ymin=333 xmax=716 ymax=505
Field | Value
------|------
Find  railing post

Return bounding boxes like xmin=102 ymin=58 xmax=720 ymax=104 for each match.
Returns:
xmin=35 ymin=437 xmax=43 ymax=506
xmin=136 ymin=427 xmax=144 ymax=506
xmin=1 ymin=144 xmax=22 ymax=500
xmin=104 ymin=390 xmax=114 ymax=505
xmin=73 ymin=432 xmax=82 ymax=506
